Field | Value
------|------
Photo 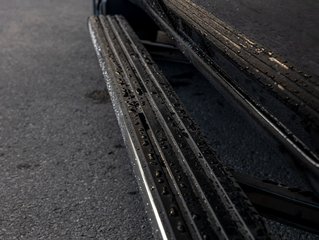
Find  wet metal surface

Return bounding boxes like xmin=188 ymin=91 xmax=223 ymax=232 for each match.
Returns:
xmin=89 ymin=15 xmax=270 ymax=239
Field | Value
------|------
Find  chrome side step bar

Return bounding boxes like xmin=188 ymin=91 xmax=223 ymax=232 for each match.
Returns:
xmin=88 ymin=15 xmax=270 ymax=240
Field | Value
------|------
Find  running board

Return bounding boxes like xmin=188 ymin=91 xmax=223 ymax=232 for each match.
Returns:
xmin=139 ymin=0 xmax=319 ymax=191
xmin=88 ymin=15 xmax=270 ymax=239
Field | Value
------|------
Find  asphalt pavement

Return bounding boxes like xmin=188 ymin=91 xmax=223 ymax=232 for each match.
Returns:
xmin=0 ymin=1 xmax=152 ymax=239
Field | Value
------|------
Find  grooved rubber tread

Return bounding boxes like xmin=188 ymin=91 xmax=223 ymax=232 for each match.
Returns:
xmin=88 ymin=15 xmax=270 ymax=239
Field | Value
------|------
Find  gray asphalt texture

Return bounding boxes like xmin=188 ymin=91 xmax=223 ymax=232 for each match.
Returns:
xmin=0 ymin=1 xmax=152 ymax=239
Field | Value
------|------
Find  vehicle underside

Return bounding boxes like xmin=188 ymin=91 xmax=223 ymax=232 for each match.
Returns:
xmin=89 ymin=0 xmax=319 ymax=238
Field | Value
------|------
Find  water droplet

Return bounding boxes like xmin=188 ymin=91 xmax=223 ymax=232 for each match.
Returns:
xmin=136 ymin=88 xmax=143 ymax=95
xmin=177 ymin=222 xmax=185 ymax=232
xmin=169 ymin=207 xmax=177 ymax=216
xmin=162 ymin=186 xmax=169 ymax=195
xmin=155 ymin=170 xmax=162 ymax=177
xmin=303 ymin=73 xmax=312 ymax=79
